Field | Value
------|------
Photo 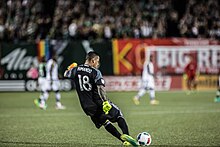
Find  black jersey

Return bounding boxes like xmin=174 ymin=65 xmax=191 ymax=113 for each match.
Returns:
xmin=66 ymin=64 xmax=105 ymax=116
xmin=38 ymin=62 xmax=46 ymax=78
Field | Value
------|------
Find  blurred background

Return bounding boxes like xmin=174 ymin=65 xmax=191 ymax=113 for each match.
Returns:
xmin=0 ymin=0 xmax=219 ymax=91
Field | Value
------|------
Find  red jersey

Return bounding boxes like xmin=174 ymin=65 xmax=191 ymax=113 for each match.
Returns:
xmin=185 ymin=61 xmax=197 ymax=77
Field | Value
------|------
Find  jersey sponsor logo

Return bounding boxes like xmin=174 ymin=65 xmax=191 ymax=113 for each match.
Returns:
xmin=77 ymin=67 xmax=92 ymax=73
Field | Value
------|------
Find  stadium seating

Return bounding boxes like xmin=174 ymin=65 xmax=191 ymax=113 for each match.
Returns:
xmin=0 ymin=0 xmax=219 ymax=41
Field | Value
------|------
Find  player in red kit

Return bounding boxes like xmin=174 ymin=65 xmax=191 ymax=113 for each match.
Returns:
xmin=184 ymin=56 xmax=198 ymax=94
xmin=214 ymin=71 xmax=220 ymax=102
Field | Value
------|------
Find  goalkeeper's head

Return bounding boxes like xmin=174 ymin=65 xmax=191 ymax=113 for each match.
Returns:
xmin=85 ymin=51 xmax=100 ymax=69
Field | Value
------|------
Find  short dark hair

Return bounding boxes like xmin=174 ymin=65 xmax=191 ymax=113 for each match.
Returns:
xmin=86 ymin=51 xmax=99 ymax=61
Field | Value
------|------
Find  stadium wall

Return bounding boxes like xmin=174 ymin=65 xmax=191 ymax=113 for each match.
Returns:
xmin=0 ymin=39 xmax=219 ymax=91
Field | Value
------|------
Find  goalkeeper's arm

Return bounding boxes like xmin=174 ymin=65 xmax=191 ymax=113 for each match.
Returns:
xmin=64 ymin=62 xmax=77 ymax=78
xmin=97 ymin=85 xmax=108 ymax=102
xmin=97 ymin=85 xmax=112 ymax=114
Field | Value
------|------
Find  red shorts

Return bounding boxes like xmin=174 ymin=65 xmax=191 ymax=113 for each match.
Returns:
xmin=187 ymin=75 xmax=195 ymax=80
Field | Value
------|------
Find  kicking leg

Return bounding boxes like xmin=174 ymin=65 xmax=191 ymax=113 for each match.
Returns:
xmin=104 ymin=121 xmax=123 ymax=142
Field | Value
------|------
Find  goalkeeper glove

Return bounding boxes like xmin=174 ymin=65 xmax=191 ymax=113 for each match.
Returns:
xmin=102 ymin=101 xmax=112 ymax=114
xmin=67 ymin=62 xmax=77 ymax=70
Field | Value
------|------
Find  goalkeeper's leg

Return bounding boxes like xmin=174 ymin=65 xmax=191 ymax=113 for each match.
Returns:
xmin=91 ymin=110 xmax=124 ymax=142
xmin=104 ymin=121 xmax=123 ymax=142
xmin=104 ymin=121 xmax=137 ymax=146
xmin=117 ymin=117 xmax=139 ymax=146
xmin=117 ymin=117 xmax=129 ymax=135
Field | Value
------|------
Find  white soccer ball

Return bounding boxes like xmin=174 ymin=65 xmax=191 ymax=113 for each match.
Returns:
xmin=137 ymin=132 xmax=152 ymax=146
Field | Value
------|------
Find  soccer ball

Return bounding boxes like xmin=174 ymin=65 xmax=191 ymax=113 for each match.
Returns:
xmin=137 ymin=132 xmax=152 ymax=146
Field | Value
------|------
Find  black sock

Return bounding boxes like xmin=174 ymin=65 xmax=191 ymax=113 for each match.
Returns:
xmin=117 ymin=117 xmax=129 ymax=135
xmin=105 ymin=123 xmax=123 ymax=142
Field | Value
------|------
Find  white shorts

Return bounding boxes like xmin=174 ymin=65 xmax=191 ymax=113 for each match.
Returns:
xmin=141 ymin=77 xmax=155 ymax=89
xmin=48 ymin=80 xmax=60 ymax=91
xmin=38 ymin=77 xmax=48 ymax=91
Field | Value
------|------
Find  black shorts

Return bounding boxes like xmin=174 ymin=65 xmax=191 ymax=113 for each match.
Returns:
xmin=90 ymin=102 xmax=123 ymax=129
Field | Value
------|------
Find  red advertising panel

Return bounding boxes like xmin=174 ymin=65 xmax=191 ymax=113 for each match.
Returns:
xmin=112 ymin=39 xmax=220 ymax=75
xmin=104 ymin=76 xmax=182 ymax=91
xmin=112 ymin=39 xmax=145 ymax=75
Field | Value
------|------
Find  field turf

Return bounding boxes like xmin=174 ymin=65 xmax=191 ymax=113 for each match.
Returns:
xmin=0 ymin=91 xmax=220 ymax=147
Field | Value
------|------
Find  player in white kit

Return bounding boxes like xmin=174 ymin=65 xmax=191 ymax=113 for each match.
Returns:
xmin=35 ymin=55 xmax=66 ymax=110
xmin=34 ymin=56 xmax=48 ymax=110
xmin=133 ymin=55 xmax=159 ymax=105
xmin=46 ymin=55 xmax=66 ymax=109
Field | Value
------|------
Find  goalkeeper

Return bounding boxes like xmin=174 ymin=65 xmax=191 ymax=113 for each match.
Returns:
xmin=64 ymin=51 xmax=138 ymax=146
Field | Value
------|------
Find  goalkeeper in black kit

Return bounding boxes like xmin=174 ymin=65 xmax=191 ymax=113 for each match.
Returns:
xmin=64 ymin=51 xmax=138 ymax=146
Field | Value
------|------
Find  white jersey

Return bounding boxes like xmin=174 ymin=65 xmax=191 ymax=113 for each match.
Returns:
xmin=46 ymin=59 xmax=59 ymax=81
xmin=142 ymin=61 xmax=154 ymax=81
xmin=141 ymin=60 xmax=155 ymax=89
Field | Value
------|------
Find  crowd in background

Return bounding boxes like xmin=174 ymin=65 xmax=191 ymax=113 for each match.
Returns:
xmin=0 ymin=0 xmax=219 ymax=42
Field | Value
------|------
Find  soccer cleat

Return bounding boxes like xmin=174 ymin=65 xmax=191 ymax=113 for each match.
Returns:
xmin=123 ymin=141 xmax=131 ymax=146
xmin=133 ymin=96 xmax=140 ymax=105
xmin=121 ymin=134 xmax=139 ymax=147
xmin=55 ymin=102 xmax=66 ymax=110
xmin=39 ymin=103 xmax=47 ymax=110
xmin=34 ymin=99 xmax=40 ymax=107
xmin=150 ymin=99 xmax=159 ymax=105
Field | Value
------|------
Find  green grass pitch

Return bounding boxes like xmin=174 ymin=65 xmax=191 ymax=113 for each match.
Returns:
xmin=0 ymin=90 xmax=220 ymax=147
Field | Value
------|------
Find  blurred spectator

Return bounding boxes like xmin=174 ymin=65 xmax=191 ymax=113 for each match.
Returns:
xmin=1 ymin=0 xmax=220 ymax=42
xmin=68 ymin=20 xmax=78 ymax=39
xmin=179 ymin=0 xmax=220 ymax=39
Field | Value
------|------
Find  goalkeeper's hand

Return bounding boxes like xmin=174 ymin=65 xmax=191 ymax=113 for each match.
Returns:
xmin=103 ymin=101 xmax=112 ymax=114
xmin=67 ymin=62 xmax=77 ymax=70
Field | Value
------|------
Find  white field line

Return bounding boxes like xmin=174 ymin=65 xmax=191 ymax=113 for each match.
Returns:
xmin=0 ymin=112 xmax=82 ymax=118
xmin=155 ymin=90 xmax=216 ymax=93
xmin=0 ymin=109 xmax=219 ymax=118
xmin=131 ymin=109 xmax=220 ymax=115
